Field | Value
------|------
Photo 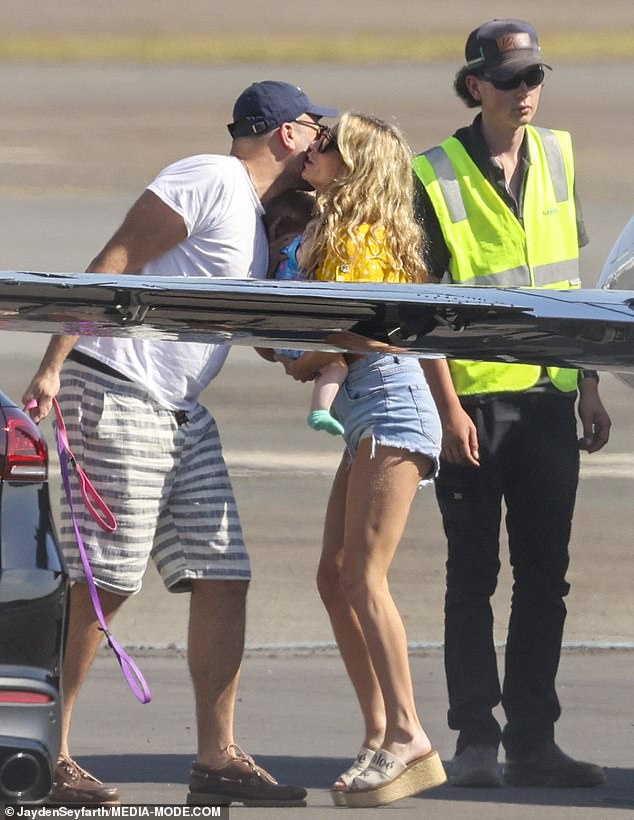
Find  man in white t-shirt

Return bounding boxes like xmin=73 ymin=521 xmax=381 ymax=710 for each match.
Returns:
xmin=23 ymin=80 xmax=337 ymax=807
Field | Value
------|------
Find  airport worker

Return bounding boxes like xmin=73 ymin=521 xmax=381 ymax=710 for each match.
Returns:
xmin=23 ymin=79 xmax=337 ymax=807
xmin=414 ymin=20 xmax=611 ymax=788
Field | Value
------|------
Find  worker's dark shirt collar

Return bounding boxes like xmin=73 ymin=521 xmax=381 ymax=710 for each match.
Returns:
xmin=454 ymin=113 xmax=530 ymax=217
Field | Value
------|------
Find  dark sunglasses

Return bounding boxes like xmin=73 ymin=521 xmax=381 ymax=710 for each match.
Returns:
xmin=293 ymin=119 xmax=326 ymax=136
xmin=485 ymin=66 xmax=545 ymax=91
xmin=314 ymin=125 xmax=339 ymax=154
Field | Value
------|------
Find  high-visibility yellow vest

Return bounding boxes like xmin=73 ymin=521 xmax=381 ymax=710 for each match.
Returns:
xmin=413 ymin=126 xmax=580 ymax=395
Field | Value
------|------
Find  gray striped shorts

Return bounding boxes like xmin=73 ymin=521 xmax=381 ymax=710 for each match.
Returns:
xmin=57 ymin=361 xmax=250 ymax=595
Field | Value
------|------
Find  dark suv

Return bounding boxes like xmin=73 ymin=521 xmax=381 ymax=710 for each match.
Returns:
xmin=0 ymin=391 xmax=68 ymax=803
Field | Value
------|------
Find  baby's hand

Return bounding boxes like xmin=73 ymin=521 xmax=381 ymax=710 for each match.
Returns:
xmin=267 ymin=233 xmax=297 ymax=279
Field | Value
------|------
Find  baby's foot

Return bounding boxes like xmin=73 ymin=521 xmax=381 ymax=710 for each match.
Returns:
xmin=307 ymin=410 xmax=344 ymax=436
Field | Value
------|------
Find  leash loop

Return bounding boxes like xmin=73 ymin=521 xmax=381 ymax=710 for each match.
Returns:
xmin=24 ymin=398 xmax=152 ymax=704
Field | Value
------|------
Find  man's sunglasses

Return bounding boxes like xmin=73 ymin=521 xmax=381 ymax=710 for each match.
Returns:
xmin=293 ymin=119 xmax=326 ymax=136
xmin=485 ymin=66 xmax=545 ymax=91
xmin=293 ymin=119 xmax=339 ymax=153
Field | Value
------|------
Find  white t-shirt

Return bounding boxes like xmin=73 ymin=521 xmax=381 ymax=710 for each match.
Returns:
xmin=76 ymin=155 xmax=267 ymax=410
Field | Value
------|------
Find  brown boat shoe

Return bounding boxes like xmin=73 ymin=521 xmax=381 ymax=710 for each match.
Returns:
xmin=49 ymin=755 xmax=120 ymax=805
xmin=187 ymin=744 xmax=307 ymax=807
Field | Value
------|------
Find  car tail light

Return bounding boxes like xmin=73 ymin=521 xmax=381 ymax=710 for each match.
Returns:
xmin=0 ymin=691 xmax=53 ymax=704
xmin=1 ymin=408 xmax=48 ymax=481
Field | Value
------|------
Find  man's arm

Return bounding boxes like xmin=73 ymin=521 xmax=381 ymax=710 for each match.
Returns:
xmin=414 ymin=177 xmax=481 ymax=464
xmin=577 ymin=374 xmax=611 ymax=453
xmin=85 ymin=190 xmax=187 ymax=276
xmin=22 ymin=190 xmax=187 ymax=421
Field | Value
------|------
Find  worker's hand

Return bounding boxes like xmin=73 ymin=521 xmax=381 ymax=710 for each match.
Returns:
xmin=577 ymin=385 xmax=611 ymax=453
xmin=441 ymin=405 xmax=480 ymax=466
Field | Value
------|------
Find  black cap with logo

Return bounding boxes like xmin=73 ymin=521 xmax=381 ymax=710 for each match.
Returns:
xmin=464 ymin=19 xmax=551 ymax=80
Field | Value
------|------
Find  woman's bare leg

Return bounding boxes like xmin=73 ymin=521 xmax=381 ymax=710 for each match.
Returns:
xmin=317 ymin=454 xmax=386 ymax=754
xmin=339 ymin=438 xmax=433 ymax=764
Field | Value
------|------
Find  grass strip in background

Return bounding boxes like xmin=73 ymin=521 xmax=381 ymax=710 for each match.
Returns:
xmin=0 ymin=31 xmax=633 ymax=64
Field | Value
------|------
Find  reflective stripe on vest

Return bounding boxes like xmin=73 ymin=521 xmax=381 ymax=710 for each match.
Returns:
xmin=535 ymin=126 xmax=569 ymax=203
xmin=413 ymin=126 xmax=580 ymax=395
xmin=452 ymin=257 xmax=580 ymax=288
xmin=423 ymin=146 xmax=468 ymax=223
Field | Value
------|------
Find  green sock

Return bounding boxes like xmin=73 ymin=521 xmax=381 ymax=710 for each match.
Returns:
xmin=307 ymin=409 xmax=344 ymax=436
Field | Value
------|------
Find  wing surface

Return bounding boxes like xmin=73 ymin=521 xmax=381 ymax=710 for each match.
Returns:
xmin=596 ymin=215 xmax=634 ymax=384
xmin=1 ymin=271 xmax=634 ymax=371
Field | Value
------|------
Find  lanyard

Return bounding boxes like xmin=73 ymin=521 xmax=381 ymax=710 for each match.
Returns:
xmin=25 ymin=398 xmax=151 ymax=704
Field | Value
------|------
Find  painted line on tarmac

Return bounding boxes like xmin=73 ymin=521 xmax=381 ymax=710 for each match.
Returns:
xmin=225 ymin=450 xmax=340 ymax=475
xmin=113 ymin=639 xmax=634 ymax=655
xmin=47 ymin=452 xmax=634 ymax=479
xmin=246 ymin=640 xmax=634 ymax=652
xmin=0 ymin=147 xmax=51 ymax=165
xmin=226 ymin=451 xmax=634 ymax=479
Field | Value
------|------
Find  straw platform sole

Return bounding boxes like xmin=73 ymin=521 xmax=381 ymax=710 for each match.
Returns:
xmin=338 ymin=749 xmax=446 ymax=808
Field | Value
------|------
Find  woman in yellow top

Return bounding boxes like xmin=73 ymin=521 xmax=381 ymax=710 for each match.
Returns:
xmin=280 ymin=112 xmax=446 ymax=808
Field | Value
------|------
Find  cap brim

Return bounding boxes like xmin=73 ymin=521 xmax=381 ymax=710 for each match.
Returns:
xmin=305 ymin=104 xmax=339 ymax=119
xmin=485 ymin=55 xmax=552 ymax=80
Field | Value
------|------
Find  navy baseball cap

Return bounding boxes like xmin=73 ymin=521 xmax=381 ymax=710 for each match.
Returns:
xmin=228 ymin=80 xmax=338 ymax=138
xmin=464 ymin=19 xmax=551 ymax=80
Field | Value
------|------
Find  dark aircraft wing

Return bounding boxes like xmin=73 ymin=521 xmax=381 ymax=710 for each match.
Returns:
xmin=1 ymin=270 xmax=634 ymax=372
xmin=595 ymin=215 xmax=634 ymax=384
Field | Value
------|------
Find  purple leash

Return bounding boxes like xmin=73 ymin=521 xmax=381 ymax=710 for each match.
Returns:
xmin=26 ymin=398 xmax=151 ymax=704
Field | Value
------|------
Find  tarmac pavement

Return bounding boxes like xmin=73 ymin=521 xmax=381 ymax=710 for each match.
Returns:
xmin=69 ymin=650 xmax=633 ymax=818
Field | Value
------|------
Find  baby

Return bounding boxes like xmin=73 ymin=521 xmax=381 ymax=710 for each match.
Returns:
xmin=264 ymin=190 xmax=348 ymax=437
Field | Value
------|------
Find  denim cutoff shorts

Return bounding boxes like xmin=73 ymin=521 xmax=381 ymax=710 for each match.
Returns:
xmin=333 ymin=353 xmax=441 ymax=481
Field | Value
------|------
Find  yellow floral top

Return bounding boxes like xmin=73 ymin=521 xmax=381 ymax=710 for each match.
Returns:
xmin=315 ymin=224 xmax=409 ymax=284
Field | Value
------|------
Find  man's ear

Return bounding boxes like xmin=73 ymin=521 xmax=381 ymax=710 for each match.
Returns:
xmin=465 ymin=75 xmax=482 ymax=102
xmin=277 ymin=122 xmax=296 ymax=150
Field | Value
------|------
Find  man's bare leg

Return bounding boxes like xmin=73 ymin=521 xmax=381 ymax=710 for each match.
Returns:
xmin=60 ymin=582 xmax=127 ymax=756
xmin=51 ymin=582 xmax=125 ymax=805
xmin=187 ymin=579 xmax=248 ymax=768
xmin=186 ymin=579 xmax=307 ymax=806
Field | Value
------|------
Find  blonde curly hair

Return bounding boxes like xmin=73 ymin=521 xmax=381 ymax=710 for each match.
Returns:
xmin=301 ymin=112 xmax=428 ymax=283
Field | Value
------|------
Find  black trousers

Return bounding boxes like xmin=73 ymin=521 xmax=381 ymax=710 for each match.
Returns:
xmin=435 ymin=392 xmax=579 ymax=759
